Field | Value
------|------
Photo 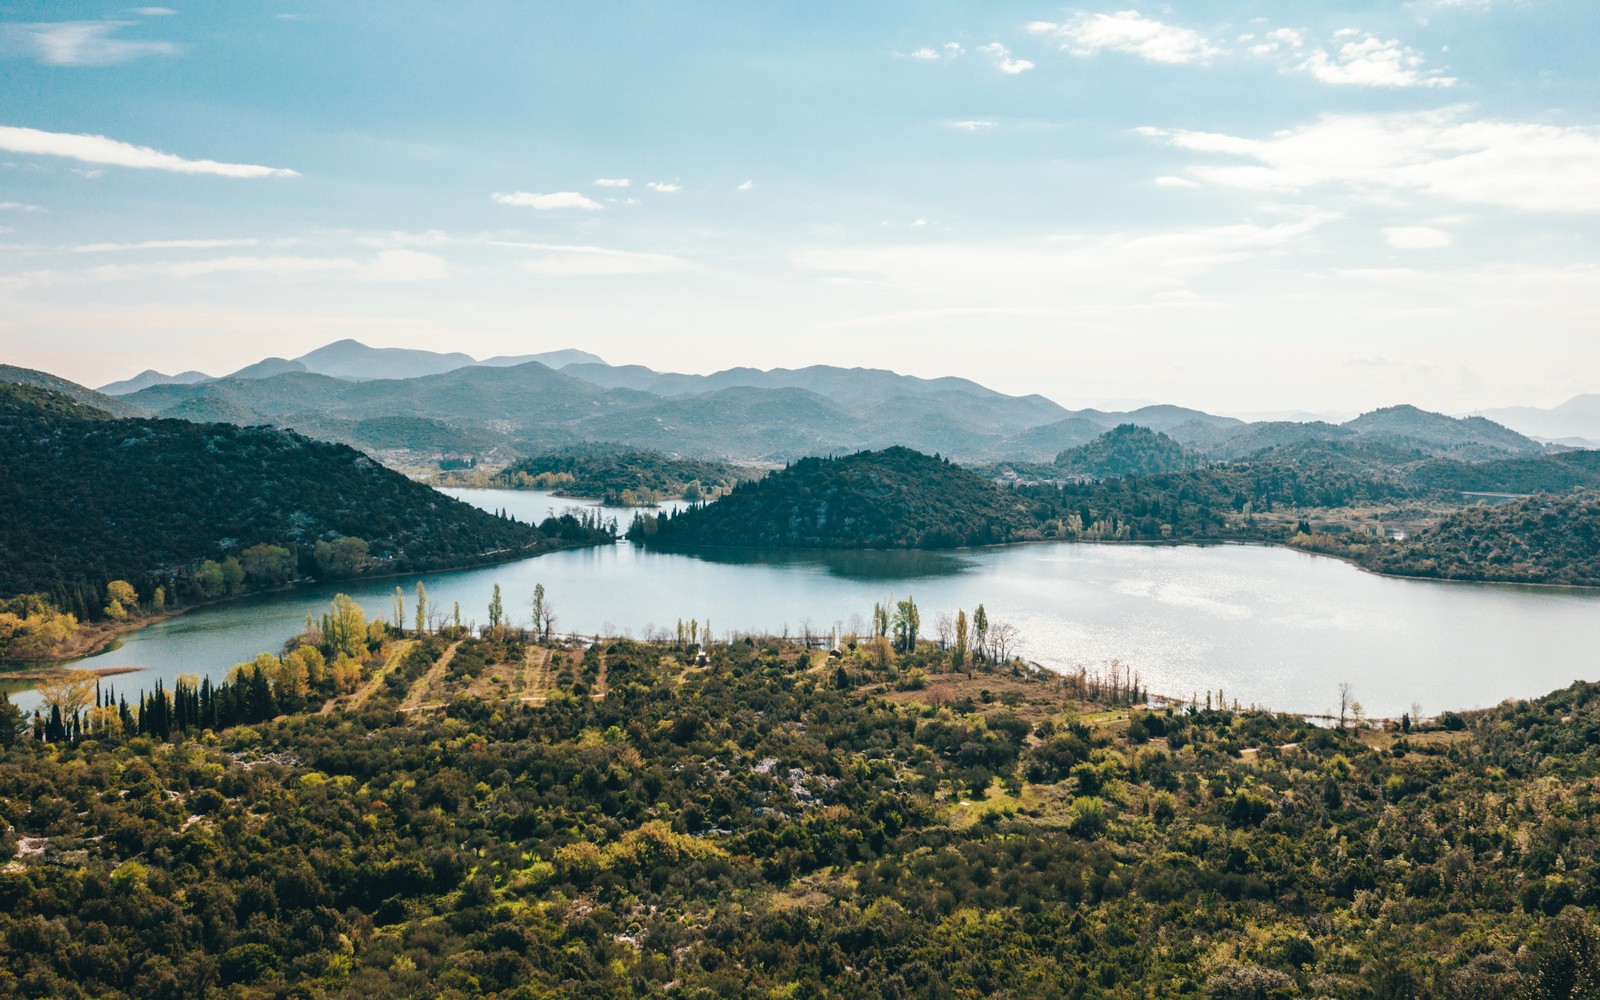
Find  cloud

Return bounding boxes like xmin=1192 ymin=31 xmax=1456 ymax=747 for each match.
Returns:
xmin=1140 ymin=109 xmax=1600 ymax=213
xmin=2 ymin=21 xmax=178 ymax=66
xmin=594 ymin=177 xmax=631 ymax=187
xmin=793 ymin=211 xmax=1334 ymax=307
xmin=0 ymin=200 xmax=42 ymax=211
xmin=491 ymin=190 xmax=601 ymax=210
xmin=71 ymin=237 xmax=263 ymax=253
xmin=978 ymin=42 xmax=1033 ymax=74
xmin=491 ymin=240 xmax=689 ymax=276
xmin=646 ymin=181 xmax=682 ymax=192
xmin=736 ymin=180 xmax=754 ymax=191
xmin=895 ymin=42 xmax=963 ymax=60
xmin=0 ymin=125 xmax=297 ymax=177
xmin=85 ymin=249 xmax=449 ymax=282
xmin=131 ymin=7 xmax=178 ymax=15
xmin=1154 ymin=175 xmax=1200 ymax=188
xmin=1031 ymin=11 xmax=1220 ymax=65
xmin=1383 ymin=226 xmax=1452 ymax=249
xmin=949 ymin=120 xmax=995 ymax=131
xmin=1297 ymin=36 xmax=1455 ymax=87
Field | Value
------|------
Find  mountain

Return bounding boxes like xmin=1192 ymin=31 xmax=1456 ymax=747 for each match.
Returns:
xmin=486 ymin=348 xmax=606 ymax=368
xmin=293 ymin=339 xmax=475 ymax=381
xmin=97 ymin=369 xmax=212 ymax=396
xmin=0 ymin=382 xmax=608 ymax=619
xmin=632 ymin=446 xmax=1040 ymax=549
xmin=1343 ymin=404 xmax=1542 ymax=458
xmin=225 ymin=357 xmax=308 ymax=380
xmin=992 ymin=416 xmax=1106 ymax=462
xmin=1476 ymin=393 xmax=1600 ymax=445
xmin=1054 ymin=425 xmax=1199 ymax=478
xmin=0 ymin=364 xmax=142 ymax=418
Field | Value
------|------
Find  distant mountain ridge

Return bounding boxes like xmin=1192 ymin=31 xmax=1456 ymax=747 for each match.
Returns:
xmin=98 ymin=339 xmax=608 ymax=394
xmin=76 ymin=340 xmax=1568 ymax=465
xmin=1475 ymin=394 xmax=1600 ymax=446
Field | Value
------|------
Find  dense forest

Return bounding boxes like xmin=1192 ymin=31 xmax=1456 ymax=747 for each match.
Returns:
xmin=1364 ymin=490 xmax=1600 ymax=586
xmin=631 ymin=447 xmax=1039 ymax=549
xmin=437 ymin=446 xmax=754 ymax=505
xmin=2 ymin=618 xmax=1600 ymax=996
xmin=0 ymin=383 xmax=614 ymax=630
xmin=1053 ymin=424 xmax=1199 ymax=478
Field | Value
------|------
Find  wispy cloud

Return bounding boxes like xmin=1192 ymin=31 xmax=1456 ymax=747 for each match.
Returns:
xmin=646 ymin=181 xmax=682 ymax=193
xmin=0 ymin=125 xmax=297 ymax=177
xmin=978 ymin=42 xmax=1033 ymax=74
xmin=491 ymin=190 xmax=601 ymax=210
xmin=594 ymin=177 xmax=631 ymax=187
xmin=71 ymin=237 xmax=263 ymax=253
xmin=0 ymin=200 xmax=42 ymax=211
xmin=491 ymin=240 xmax=689 ymax=276
xmin=85 ymin=249 xmax=448 ymax=282
xmin=2 ymin=21 xmax=178 ymax=66
xmin=1031 ymin=12 xmax=1220 ymax=65
xmin=736 ymin=180 xmax=754 ymax=191
xmin=1141 ymin=109 xmax=1600 ymax=213
xmin=949 ymin=120 xmax=995 ymax=131
xmin=895 ymin=42 xmax=963 ymax=61
xmin=130 ymin=7 xmax=178 ymax=15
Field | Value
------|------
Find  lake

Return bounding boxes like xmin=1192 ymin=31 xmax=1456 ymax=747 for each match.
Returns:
xmin=14 ymin=488 xmax=1600 ymax=718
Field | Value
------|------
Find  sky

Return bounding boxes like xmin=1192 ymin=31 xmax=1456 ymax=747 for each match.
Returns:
xmin=1 ymin=0 xmax=1597 ymax=415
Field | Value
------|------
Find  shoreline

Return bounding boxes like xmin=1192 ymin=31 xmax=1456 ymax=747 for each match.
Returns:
xmin=2 ymin=535 xmax=616 ymax=668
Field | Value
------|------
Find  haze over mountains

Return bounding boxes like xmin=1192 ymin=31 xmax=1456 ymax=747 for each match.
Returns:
xmin=70 ymin=339 xmax=1582 ymax=467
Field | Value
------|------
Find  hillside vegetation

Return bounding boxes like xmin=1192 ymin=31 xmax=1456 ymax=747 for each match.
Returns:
xmin=1054 ymin=424 xmax=1199 ymax=478
xmin=632 ymin=447 xmax=1039 ymax=549
xmin=3 ymin=622 xmax=1600 ymax=996
xmin=0 ymin=384 xmax=613 ymax=631
xmin=440 ymin=446 xmax=754 ymax=504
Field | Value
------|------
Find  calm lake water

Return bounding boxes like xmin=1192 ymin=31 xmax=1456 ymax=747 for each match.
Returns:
xmin=13 ymin=488 xmax=1600 ymax=717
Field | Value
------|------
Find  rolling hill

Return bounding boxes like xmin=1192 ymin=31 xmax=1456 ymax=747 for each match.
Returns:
xmin=0 ymin=382 xmax=611 ymax=620
xmin=632 ymin=447 xmax=1040 ymax=549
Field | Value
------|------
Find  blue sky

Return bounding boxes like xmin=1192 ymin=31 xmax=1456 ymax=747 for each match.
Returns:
xmin=1 ymin=0 xmax=1597 ymax=413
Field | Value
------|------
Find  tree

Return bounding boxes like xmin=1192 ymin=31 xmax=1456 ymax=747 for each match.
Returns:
xmin=934 ymin=612 xmax=953 ymax=650
xmin=531 ymin=583 xmax=546 ymax=640
xmin=953 ymin=610 xmax=969 ymax=670
xmin=392 ymin=587 xmax=405 ymax=629
xmin=104 ymin=580 xmax=138 ymax=620
xmin=1338 ymin=682 xmax=1354 ymax=730
xmin=312 ymin=537 xmax=369 ymax=578
xmin=989 ymin=621 xmax=1020 ymax=664
xmin=35 ymin=670 xmax=97 ymax=729
xmin=415 ymin=582 xmax=428 ymax=635
xmin=320 ymin=594 xmax=367 ymax=660
xmin=973 ymin=604 xmax=989 ymax=662
xmin=220 ymin=556 xmax=246 ymax=595
xmin=488 ymin=584 xmax=504 ymax=631
xmin=892 ymin=597 xmax=920 ymax=652
xmin=194 ymin=560 xmax=226 ymax=600
xmin=0 ymin=691 xmax=24 ymax=747
xmin=239 ymin=544 xmax=294 ymax=588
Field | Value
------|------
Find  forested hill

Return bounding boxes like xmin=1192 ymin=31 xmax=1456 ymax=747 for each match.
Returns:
xmin=0 ymin=384 xmax=610 ymax=620
xmin=1054 ymin=424 xmax=1199 ymax=478
xmin=631 ymin=446 xmax=1039 ymax=548
xmin=1370 ymin=490 xmax=1600 ymax=586
xmin=439 ymin=446 xmax=753 ymax=504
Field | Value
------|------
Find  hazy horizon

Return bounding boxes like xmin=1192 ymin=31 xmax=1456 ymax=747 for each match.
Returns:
xmin=3 ymin=1 xmax=1597 ymax=414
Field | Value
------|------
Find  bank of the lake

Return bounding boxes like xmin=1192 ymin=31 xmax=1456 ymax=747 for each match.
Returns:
xmin=15 ymin=488 xmax=1599 ymax=720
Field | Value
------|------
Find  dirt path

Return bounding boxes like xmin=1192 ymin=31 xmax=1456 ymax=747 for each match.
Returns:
xmin=398 ymin=640 xmax=460 ymax=714
xmin=518 ymin=646 xmax=550 ymax=705
xmin=592 ymin=648 xmax=608 ymax=700
xmin=320 ymin=640 xmax=416 ymax=715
